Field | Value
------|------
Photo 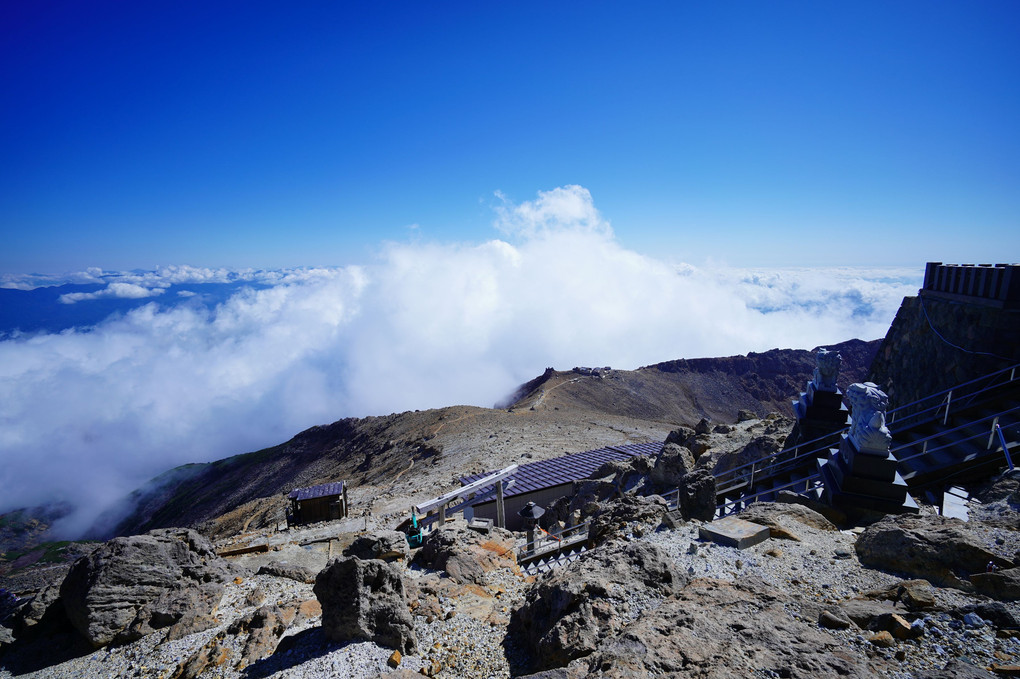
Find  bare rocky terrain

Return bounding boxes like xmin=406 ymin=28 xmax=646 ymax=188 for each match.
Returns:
xmin=8 ymin=335 xmax=1020 ymax=678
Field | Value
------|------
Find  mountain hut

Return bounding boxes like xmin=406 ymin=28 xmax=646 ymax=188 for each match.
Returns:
xmin=287 ymin=481 xmax=348 ymax=525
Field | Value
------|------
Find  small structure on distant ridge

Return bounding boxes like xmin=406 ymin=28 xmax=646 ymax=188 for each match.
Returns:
xmin=287 ymin=481 xmax=348 ymax=526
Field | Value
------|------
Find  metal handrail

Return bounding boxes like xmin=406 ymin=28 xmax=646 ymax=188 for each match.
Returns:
xmin=892 ymin=409 xmax=1020 ymax=465
xmin=517 ymin=520 xmax=590 ymax=556
xmin=886 ymin=362 xmax=1020 ymax=427
xmin=716 ymin=471 xmax=824 ymax=516
xmin=713 ymin=362 xmax=1020 ymax=497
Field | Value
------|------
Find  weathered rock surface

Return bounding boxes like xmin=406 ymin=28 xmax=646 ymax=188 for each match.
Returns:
xmin=411 ymin=520 xmax=516 ymax=584
xmin=649 ymin=442 xmax=696 ymax=489
xmin=313 ymin=556 xmax=417 ymax=654
xmin=255 ymin=562 xmax=317 ymax=584
xmin=528 ymin=577 xmax=885 ymax=678
xmin=971 ymin=562 xmax=1020 ymax=599
xmin=587 ymin=495 xmax=670 ymax=544
xmin=342 ymin=530 xmax=411 ymax=562
xmin=862 ymin=579 xmax=939 ymax=611
xmin=855 ymin=514 xmax=1013 ymax=590
xmin=226 ymin=604 xmax=289 ymax=669
xmin=674 ymin=467 xmax=716 ymax=521
xmin=739 ymin=501 xmax=837 ymax=533
xmin=510 ymin=541 xmax=686 ymax=673
xmin=59 ymin=528 xmax=230 ymax=648
xmin=6 ymin=584 xmax=67 ymax=640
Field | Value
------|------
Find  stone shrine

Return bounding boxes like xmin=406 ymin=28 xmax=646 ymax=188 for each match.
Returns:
xmin=818 ymin=382 xmax=918 ymax=517
xmin=789 ymin=348 xmax=850 ymax=454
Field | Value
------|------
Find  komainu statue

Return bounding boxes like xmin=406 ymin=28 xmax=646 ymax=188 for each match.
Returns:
xmin=811 ymin=348 xmax=841 ymax=393
xmin=846 ymin=382 xmax=892 ymax=454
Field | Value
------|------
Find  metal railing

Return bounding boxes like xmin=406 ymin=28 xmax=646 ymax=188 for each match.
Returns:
xmin=712 ymin=362 xmax=1020 ymax=499
xmin=517 ymin=519 xmax=590 ymax=559
xmin=892 ymin=408 xmax=1020 ymax=474
xmin=715 ymin=471 xmax=824 ymax=517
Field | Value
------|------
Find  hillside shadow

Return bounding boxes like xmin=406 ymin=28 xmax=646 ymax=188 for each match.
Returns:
xmin=242 ymin=627 xmax=356 ymax=678
xmin=0 ymin=630 xmax=93 ymax=675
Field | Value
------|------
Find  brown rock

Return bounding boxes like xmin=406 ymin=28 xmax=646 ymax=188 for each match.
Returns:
xmin=388 ymin=649 xmax=403 ymax=668
xmin=888 ymin=613 xmax=914 ymax=640
xmin=868 ymin=631 xmax=896 ymax=648
xmin=855 ymin=514 xmax=1011 ymax=590
xmin=819 ymin=610 xmax=851 ymax=629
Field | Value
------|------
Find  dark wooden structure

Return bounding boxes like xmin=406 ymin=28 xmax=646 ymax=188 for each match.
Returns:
xmin=287 ymin=481 xmax=348 ymax=525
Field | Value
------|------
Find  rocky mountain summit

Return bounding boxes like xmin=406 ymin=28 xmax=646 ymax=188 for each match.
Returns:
xmin=3 ymin=458 xmax=1020 ymax=678
xmin=5 ymin=333 xmax=1020 ymax=678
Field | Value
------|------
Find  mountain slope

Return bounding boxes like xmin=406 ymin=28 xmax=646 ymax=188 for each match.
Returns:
xmin=104 ymin=338 xmax=878 ymax=541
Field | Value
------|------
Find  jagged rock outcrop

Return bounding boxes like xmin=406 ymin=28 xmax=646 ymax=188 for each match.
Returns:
xmin=342 ymin=530 xmax=410 ymax=562
xmin=587 ymin=495 xmax=670 ymax=544
xmin=314 ymin=556 xmax=417 ymax=654
xmin=411 ymin=521 xmax=516 ymax=585
xmin=855 ymin=514 xmax=1013 ymax=590
xmin=510 ymin=541 xmax=686 ymax=673
xmin=517 ymin=576 xmax=884 ymax=678
xmin=674 ymin=467 xmax=716 ymax=521
xmin=649 ymin=442 xmax=697 ymax=489
xmin=59 ymin=528 xmax=230 ymax=648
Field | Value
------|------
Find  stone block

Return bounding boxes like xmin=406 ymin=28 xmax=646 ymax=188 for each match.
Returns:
xmin=838 ymin=436 xmax=899 ymax=480
xmin=699 ymin=517 xmax=770 ymax=550
xmin=824 ymin=452 xmax=910 ymax=502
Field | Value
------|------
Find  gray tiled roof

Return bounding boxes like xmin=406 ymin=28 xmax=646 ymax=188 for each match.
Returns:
xmin=461 ymin=441 xmax=663 ymax=501
xmin=287 ymin=481 xmax=344 ymax=501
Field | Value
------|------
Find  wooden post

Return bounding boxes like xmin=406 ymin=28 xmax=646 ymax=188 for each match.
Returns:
xmin=439 ymin=504 xmax=446 ymax=525
xmin=495 ymin=481 xmax=506 ymax=529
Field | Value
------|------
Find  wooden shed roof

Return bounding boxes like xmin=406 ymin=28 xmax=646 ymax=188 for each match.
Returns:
xmin=287 ymin=481 xmax=345 ymax=501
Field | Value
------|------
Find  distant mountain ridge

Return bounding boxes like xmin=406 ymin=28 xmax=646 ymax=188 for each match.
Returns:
xmin=96 ymin=337 xmax=879 ymax=542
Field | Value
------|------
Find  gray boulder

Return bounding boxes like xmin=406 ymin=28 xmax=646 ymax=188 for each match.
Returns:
xmin=649 ymin=442 xmax=696 ymax=489
xmin=855 ymin=514 xmax=1013 ymax=590
xmin=343 ymin=530 xmax=411 ymax=562
xmin=587 ymin=495 xmax=670 ymax=544
xmin=411 ymin=521 xmax=516 ymax=585
xmin=971 ymin=567 xmax=1020 ymax=601
xmin=510 ymin=541 xmax=686 ymax=672
xmin=60 ymin=528 xmax=230 ymax=648
xmin=676 ymin=467 xmax=717 ymax=521
xmin=314 ymin=556 xmax=417 ymax=654
xmin=256 ymin=562 xmax=317 ymax=584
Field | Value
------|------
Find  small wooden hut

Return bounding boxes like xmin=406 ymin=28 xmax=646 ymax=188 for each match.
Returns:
xmin=287 ymin=481 xmax=348 ymax=525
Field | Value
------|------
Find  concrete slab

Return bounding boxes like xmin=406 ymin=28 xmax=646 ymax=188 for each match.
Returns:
xmin=699 ymin=516 xmax=771 ymax=549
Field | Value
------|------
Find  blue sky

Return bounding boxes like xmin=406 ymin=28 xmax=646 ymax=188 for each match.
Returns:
xmin=2 ymin=1 xmax=1018 ymax=273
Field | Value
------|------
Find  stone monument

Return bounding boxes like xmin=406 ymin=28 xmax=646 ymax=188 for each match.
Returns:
xmin=787 ymin=349 xmax=850 ymax=457
xmin=817 ymin=382 xmax=917 ymax=518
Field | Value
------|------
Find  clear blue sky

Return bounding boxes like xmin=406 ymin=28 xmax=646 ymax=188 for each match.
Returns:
xmin=2 ymin=1 xmax=1018 ymax=273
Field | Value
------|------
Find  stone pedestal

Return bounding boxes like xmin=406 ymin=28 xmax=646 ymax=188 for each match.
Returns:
xmin=792 ymin=383 xmax=850 ymax=448
xmin=818 ymin=435 xmax=918 ymax=516
xmin=788 ymin=349 xmax=850 ymax=457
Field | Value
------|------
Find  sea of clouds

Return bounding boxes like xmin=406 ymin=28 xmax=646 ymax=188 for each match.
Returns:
xmin=0 ymin=186 xmax=922 ymax=536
